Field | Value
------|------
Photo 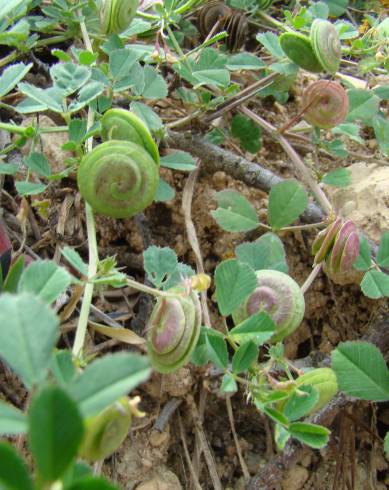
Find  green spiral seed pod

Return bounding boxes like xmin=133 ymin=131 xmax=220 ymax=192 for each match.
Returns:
xmin=232 ymin=270 xmax=305 ymax=343
xmin=310 ymin=19 xmax=341 ymax=75
xmin=101 ymin=109 xmax=160 ymax=165
xmin=100 ymin=0 xmax=139 ymax=35
xmin=280 ymin=32 xmax=323 ymax=73
xmin=77 ymin=140 xmax=159 ymax=218
xmin=147 ymin=284 xmax=202 ymax=373
xmin=79 ymin=397 xmax=132 ymax=462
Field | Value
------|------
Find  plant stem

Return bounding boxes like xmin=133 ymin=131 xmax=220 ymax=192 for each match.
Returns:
xmin=126 ymin=278 xmax=174 ymax=298
xmin=72 ymin=13 xmax=97 ymax=358
xmin=73 ymin=203 xmax=98 ymax=357
xmin=136 ymin=10 xmax=159 ymax=21
xmin=0 ymin=122 xmax=26 ymax=135
xmin=174 ymin=0 xmax=201 ymax=15
xmin=240 ymin=107 xmax=332 ymax=216
xmin=0 ymin=35 xmax=71 ymax=68
xmin=301 ymin=263 xmax=322 ymax=294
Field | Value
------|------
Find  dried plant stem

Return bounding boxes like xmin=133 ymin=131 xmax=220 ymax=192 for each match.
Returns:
xmin=168 ymin=131 xmax=325 ymax=224
xmin=240 ymin=107 xmax=333 ymax=216
xmin=182 ymin=166 xmax=212 ymax=327
xmin=226 ymin=396 xmax=250 ymax=479
xmin=204 ymin=73 xmax=279 ymax=123
xmin=301 ymin=263 xmax=323 ymax=294
xmin=178 ymin=413 xmax=203 ymax=490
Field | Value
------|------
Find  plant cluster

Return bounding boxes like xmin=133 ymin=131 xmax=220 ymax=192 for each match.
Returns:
xmin=0 ymin=0 xmax=388 ymax=488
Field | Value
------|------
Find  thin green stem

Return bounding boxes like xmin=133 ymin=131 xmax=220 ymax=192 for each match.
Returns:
xmin=73 ymin=204 xmax=98 ymax=357
xmin=136 ymin=10 xmax=159 ymax=21
xmin=165 ymin=25 xmax=192 ymax=71
xmin=0 ymin=122 xmax=26 ymax=135
xmin=0 ymin=35 xmax=71 ymax=68
xmin=174 ymin=0 xmax=201 ymax=15
xmin=39 ymin=126 xmax=69 ymax=134
xmin=257 ymin=11 xmax=291 ymax=31
xmin=0 ymin=51 xmax=18 ymax=69
xmin=72 ymin=13 xmax=97 ymax=358
xmin=126 ymin=278 xmax=174 ymax=298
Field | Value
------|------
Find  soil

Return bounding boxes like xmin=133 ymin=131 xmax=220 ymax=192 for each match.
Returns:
xmin=1 ymin=7 xmax=389 ymax=490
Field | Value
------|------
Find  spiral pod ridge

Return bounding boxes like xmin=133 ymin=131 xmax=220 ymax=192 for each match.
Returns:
xmin=147 ymin=285 xmax=202 ymax=373
xmin=100 ymin=0 xmax=139 ymax=35
xmin=101 ymin=108 xmax=160 ymax=165
xmin=310 ymin=19 xmax=341 ymax=75
xmin=77 ymin=140 xmax=159 ymax=218
xmin=301 ymin=80 xmax=349 ymax=129
xmin=198 ymin=1 xmax=247 ymax=52
xmin=232 ymin=270 xmax=305 ymax=343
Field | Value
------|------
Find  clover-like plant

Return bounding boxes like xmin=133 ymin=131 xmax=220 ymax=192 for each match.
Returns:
xmin=300 ymin=80 xmax=349 ymax=129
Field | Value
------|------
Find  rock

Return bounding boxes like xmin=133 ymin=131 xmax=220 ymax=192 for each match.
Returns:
xmin=149 ymin=429 xmax=170 ymax=448
xmin=281 ymin=464 xmax=309 ymax=490
xmin=135 ymin=467 xmax=182 ymax=490
xmin=21 ymin=115 xmax=71 ymax=173
xmin=162 ymin=367 xmax=194 ymax=397
xmin=325 ymin=162 xmax=389 ymax=243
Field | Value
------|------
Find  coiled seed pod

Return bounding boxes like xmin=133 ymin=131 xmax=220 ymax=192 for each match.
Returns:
xmin=77 ymin=141 xmax=159 ymax=218
xmin=232 ymin=270 xmax=305 ymax=343
xmin=198 ymin=1 xmax=247 ymax=52
xmin=313 ymin=218 xmax=359 ymax=274
xmin=101 ymin=108 xmax=160 ymax=165
xmin=327 ymin=221 xmax=359 ymax=274
xmin=312 ymin=217 xmax=343 ymax=264
xmin=301 ymin=80 xmax=349 ymax=129
xmin=223 ymin=11 xmax=248 ymax=52
xmin=280 ymin=32 xmax=323 ymax=73
xmin=280 ymin=19 xmax=341 ymax=75
xmin=100 ymin=0 xmax=139 ymax=35
xmin=79 ymin=397 xmax=133 ymax=462
xmin=294 ymin=368 xmax=338 ymax=414
xmin=147 ymin=284 xmax=202 ymax=373
xmin=310 ymin=19 xmax=341 ymax=75
xmin=198 ymin=1 xmax=231 ymax=37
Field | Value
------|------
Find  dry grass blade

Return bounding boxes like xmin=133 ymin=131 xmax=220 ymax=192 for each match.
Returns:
xmin=182 ymin=165 xmax=211 ymax=328
xmin=178 ymin=412 xmax=203 ymax=490
xmin=226 ymin=396 xmax=250 ymax=479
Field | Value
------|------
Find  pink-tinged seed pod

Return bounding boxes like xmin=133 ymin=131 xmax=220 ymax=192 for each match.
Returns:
xmin=326 ymin=221 xmax=359 ymax=273
xmin=232 ymin=270 xmax=305 ymax=343
xmin=301 ymin=80 xmax=349 ymax=129
xmin=147 ymin=285 xmax=201 ymax=373
xmin=312 ymin=217 xmax=343 ymax=265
